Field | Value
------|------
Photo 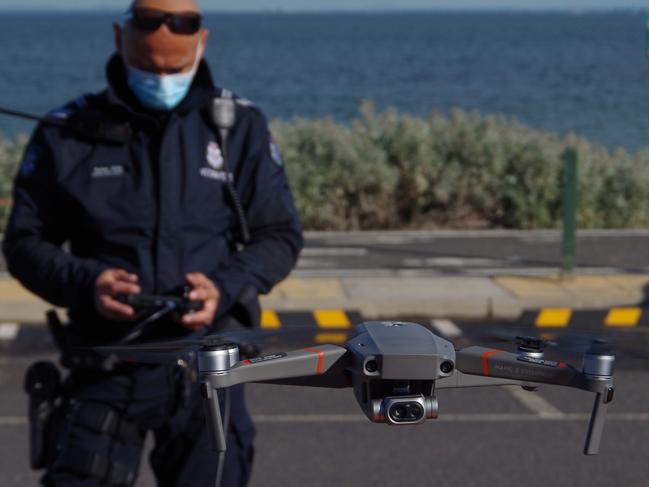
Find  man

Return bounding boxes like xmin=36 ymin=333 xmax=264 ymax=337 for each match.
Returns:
xmin=2 ymin=0 xmax=303 ymax=485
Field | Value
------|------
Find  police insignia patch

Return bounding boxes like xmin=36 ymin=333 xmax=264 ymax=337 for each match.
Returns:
xmin=235 ymin=97 xmax=255 ymax=108
xmin=206 ymin=141 xmax=224 ymax=170
xmin=19 ymin=145 xmax=40 ymax=176
xmin=269 ymin=141 xmax=283 ymax=166
xmin=48 ymin=108 xmax=73 ymax=120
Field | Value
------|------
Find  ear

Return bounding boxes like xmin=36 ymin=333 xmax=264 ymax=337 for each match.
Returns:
xmin=113 ymin=22 xmax=123 ymax=56
xmin=198 ymin=29 xmax=209 ymax=56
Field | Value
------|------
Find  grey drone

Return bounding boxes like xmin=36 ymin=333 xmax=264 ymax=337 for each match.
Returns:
xmin=96 ymin=320 xmax=615 ymax=457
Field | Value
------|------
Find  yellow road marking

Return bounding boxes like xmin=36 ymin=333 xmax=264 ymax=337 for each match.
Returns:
xmin=314 ymin=310 xmax=352 ymax=329
xmin=536 ymin=309 xmax=572 ymax=328
xmin=315 ymin=333 xmax=349 ymax=344
xmin=261 ymin=310 xmax=281 ymax=329
xmin=605 ymin=308 xmax=641 ymax=328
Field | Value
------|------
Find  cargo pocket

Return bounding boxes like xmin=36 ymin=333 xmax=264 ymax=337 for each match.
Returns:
xmin=43 ymin=399 xmax=144 ymax=487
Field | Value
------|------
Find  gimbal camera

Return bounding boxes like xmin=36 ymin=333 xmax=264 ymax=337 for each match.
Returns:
xmin=96 ymin=320 xmax=615 ymax=457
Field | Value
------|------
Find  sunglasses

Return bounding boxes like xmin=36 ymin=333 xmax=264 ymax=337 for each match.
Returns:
xmin=125 ymin=8 xmax=202 ymax=35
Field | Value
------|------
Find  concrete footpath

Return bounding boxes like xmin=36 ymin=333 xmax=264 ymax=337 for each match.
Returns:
xmin=4 ymin=229 xmax=649 ymax=326
xmin=2 ymin=272 xmax=649 ymax=325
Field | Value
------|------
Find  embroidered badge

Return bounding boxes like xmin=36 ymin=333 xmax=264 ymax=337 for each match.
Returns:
xmin=206 ymin=141 xmax=224 ymax=170
xmin=19 ymin=145 xmax=40 ymax=176
xmin=269 ymin=140 xmax=283 ymax=166
xmin=91 ymin=165 xmax=126 ymax=178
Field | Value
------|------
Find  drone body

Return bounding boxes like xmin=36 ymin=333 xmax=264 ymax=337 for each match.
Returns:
xmin=195 ymin=321 xmax=615 ymax=456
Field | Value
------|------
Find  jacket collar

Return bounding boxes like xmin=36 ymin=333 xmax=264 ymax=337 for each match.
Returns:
xmin=105 ymin=53 xmax=218 ymax=118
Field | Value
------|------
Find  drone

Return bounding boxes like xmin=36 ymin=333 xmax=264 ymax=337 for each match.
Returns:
xmin=92 ymin=318 xmax=616 ymax=457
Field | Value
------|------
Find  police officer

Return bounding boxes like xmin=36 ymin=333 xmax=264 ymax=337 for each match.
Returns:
xmin=2 ymin=0 xmax=303 ymax=485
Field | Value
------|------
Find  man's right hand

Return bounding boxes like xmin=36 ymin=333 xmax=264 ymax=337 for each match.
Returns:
xmin=94 ymin=269 xmax=141 ymax=321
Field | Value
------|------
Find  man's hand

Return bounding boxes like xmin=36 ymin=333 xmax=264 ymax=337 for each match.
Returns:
xmin=182 ymin=273 xmax=220 ymax=331
xmin=94 ymin=269 xmax=141 ymax=321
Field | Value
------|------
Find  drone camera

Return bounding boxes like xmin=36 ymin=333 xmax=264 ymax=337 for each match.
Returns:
xmin=373 ymin=395 xmax=438 ymax=425
xmin=388 ymin=402 xmax=424 ymax=423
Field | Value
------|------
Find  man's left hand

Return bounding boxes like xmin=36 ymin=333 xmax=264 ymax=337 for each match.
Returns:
xmin=182 ymin=273 xmax=220 ymax=330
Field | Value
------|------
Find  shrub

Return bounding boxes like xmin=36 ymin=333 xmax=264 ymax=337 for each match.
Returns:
xmin=272 ymin=102 xmax=649 ymax=230
xmin=0 ymin=134 xmax=26 ymax=233
xmin=2 ymin=104 xmax=648 ymax=231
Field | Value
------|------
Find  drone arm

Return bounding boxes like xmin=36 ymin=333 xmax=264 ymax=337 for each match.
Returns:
xmin=199 ymin=344 xmax=349 ymax=453
xmin=205 ymin=345 xmax=350 ymax=389
xmin=443 ymin=346 xmax=614 ymax=455
xmin=436 ymin=370 xmax=523 ymax=389
xmin=450 ymin=346 xmax=585 ymax=389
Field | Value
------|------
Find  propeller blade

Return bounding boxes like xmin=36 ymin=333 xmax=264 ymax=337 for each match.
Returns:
xmin=461 ymin=325 xmax=649 ymax=360
xmin=81 ymin=327 xmax=339 ymax=365
xmin=89 ymin=337 xmax=203 ymax=354
xmin=106 ymin=350 xmax=197 ymax=367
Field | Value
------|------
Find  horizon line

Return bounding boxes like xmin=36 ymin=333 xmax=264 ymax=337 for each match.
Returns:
xmin=0 ymin=7 xmax=646 ymax=14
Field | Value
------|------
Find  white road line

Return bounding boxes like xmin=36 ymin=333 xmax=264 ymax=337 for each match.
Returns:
xmin=2 ymin=413 xmax=649 ymax=427
xmin=252 ymin=414 xmax=365 ymax=423
xmin=301 ymin=247 xmax=368 ymax=257
xmin=305 ymin=229 xmax=649 ymax=239
xmin=295 ymin=258 xmax=337 ymax=269
xmin=430 ymin=319 xmax=463 ymax=339
xmin=292 ymin=267 xmax=641 ymax=278
xmin=507 ymin=387 xmax=566 ymax=419
xmin=251 ymin=412 xmax=649 ymax=424
xmin=0 ymin=417 xmax=27 ymax=426
xmin=0 ymin=323 xmax=19 ymax=341
xmin=404 ymin=257 xmax=507 ymax=268
xmin=292 ymin=269 xmax=396 ymax=278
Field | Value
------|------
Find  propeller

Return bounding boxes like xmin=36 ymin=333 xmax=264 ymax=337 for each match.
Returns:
xmin=460 ymin=325 xmax=649 ymax=361
xmin=80 ymin=327 xmax=326 ymax=366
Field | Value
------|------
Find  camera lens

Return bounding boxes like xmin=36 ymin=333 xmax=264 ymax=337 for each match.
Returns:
xmin=365 ymin=360 xmax=378 ymax=373
xmin=391 ymin=405 xmax=406 ymax=419
xmin=410 ymin=404 xmax=423 ymax=418
xmin=440 ymin=361 xmax=454 ymax=374
xmin=388 ymin=402 xmax=425 ymax=423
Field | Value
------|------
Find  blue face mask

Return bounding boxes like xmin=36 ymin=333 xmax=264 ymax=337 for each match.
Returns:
xmin=126 ymin=45 xmax=202 ymax=111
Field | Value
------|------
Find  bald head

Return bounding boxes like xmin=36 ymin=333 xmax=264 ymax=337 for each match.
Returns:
xmin=130 ymin=0 xmax=200 ymax=14
xmin=114 ymin=0 xmax=208 ymax=75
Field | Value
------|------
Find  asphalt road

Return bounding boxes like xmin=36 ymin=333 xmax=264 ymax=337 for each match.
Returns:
xmin=297 ymin=230 xmax=649 ymax=277
xmin=3 ymin=230 xmax=649 ymax=278
xmin=1 ymin=319 xmax=648 ymax=487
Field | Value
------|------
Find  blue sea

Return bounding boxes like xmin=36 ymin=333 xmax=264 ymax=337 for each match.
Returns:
xmin=1 ymin=12 xmax=648 ymax=151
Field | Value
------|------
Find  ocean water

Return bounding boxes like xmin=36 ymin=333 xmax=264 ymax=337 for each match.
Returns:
xmin=0 ymin=12 xmax=648 ymax=151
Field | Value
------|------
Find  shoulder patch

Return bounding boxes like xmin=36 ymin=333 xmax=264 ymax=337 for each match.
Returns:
xmin=269 ymin=139 xmax=283 ymax=166
xmin=218 ymin=87 xmax=259 ymax=110
xmin=235 ymin=97 xmax=256 ymax=108
xmin=19 ymin=144 xmax=42 ymax=176
xmin=46 ymin=95 xmax=89 ymax=121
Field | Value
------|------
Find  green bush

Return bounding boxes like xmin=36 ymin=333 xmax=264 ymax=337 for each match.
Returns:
xmin=273 ymin=102 xmax=649 ymax=230
xmin=2 ymin=103 xmax=649 ymax=231
xmin=0 ymin=134 xmax=26 ymax=233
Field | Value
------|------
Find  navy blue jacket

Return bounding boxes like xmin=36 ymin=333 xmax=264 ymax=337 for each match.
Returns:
xmin=2 ymin=55 xmax=303 ymax=344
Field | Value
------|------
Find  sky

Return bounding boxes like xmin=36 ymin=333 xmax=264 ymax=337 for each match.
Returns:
xmin=0 ymin=0 xmax=646 ymax=12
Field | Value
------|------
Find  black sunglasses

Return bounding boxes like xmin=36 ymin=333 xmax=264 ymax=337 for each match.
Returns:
xmin=125 ymin=7 xmax=202 ymax=35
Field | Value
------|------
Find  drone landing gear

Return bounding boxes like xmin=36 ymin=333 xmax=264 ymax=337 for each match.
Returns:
xmin=199 ymin=342 xmax=240 ymax=453
xmin=199 ymin=343 xmax=239 ymax=487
